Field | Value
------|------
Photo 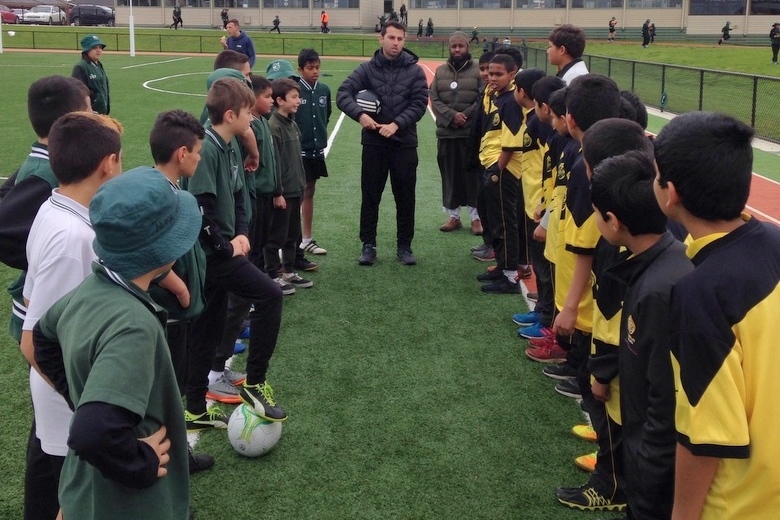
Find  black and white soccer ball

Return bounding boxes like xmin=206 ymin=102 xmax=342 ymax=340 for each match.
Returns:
xmin=356 ymin=89 xmax=381 ymax=114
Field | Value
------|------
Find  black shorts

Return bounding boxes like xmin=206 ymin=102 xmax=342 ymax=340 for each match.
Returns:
xmin=302 ymin=157 xmax=328 ymax=182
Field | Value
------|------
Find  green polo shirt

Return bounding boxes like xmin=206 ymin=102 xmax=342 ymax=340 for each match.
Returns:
xmin=38 ymin=263 xmax=189 ymax=520
xmin=182 ymin=125 xmax=244 ymax=243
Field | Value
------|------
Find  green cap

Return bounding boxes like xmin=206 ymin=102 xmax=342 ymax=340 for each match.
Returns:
xmin=90 ymin=167 xmax=201 ymax=279
xmin=80 ymin=34 xmax=106 ymax=53
xmin=265 ymin=59 xmax=297 ymax=80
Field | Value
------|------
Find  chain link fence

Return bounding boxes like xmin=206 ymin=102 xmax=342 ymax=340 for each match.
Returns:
xmin=525 ymin=46 xmax=780 ymax=143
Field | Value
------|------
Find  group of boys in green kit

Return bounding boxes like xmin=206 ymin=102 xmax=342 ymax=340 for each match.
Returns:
xmin=1 ymin=24 xmax=780 ymax=520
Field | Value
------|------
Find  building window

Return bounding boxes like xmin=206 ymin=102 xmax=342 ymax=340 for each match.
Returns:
xmin=627 ymin=0 xmax=681 ymax=6
xmin=751 ymin=0 xmax=780 ymax=15
xmin=410 ymin=0 xmax=457 ymax=7
xmin=462 ymin=0 xmax=511 ymax=8
xmin=516 ymin=0 xmax=567 ymax=7
xmin=263 ymin=0 xmax=310 ymax=7
xmin=571 ymin=0 xmax=622 ymax=8
xmin=688 ymin=0 xmax=744 ymax=14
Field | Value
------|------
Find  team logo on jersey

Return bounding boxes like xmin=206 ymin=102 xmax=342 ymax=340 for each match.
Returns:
xmin=556 ymin=162 xmax=566 ymax=181
xmin=626 ymin=315 xmax=637 ymax=354
xmin=545 ymin=155 xmax=552 ymax=173
xmin=492 ymin=113 xmax=500 ymax=127
xmin=523 ymin=133 xmax=532 ymax=147
xmin=319 ymin=95 xmax=327 ymax=107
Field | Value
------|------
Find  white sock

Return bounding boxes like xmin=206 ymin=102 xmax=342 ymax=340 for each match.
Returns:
xmin=208 ymin=370 xmax=224 ymax=385
xmin=446 ymin=208 xmax=460 ymax=219
xmin=302 ymin=237 xmax=312 ymax=245
xmin=467 ymin=206 xmax=480 ymax=221
xmin=503 ymin=270 xmax=518 ymax=283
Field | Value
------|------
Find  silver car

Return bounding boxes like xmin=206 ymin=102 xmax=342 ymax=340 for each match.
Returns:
xmin=22 ymin=5 xmax=66 ymax=25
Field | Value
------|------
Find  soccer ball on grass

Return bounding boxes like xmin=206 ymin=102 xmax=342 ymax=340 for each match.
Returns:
xmin=227 ymin=404 xmax=282 ymax=458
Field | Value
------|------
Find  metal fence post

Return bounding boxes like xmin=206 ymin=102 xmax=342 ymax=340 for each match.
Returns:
xmin=608 ymin=58 xmax=611 ymax=78
xmin=631 ymin=61 xmax=635 ymax=91
xmin=698 ymin=69 xmax=704 ymax=111
xmin=751 ymin=76 xmax=758 ymax=128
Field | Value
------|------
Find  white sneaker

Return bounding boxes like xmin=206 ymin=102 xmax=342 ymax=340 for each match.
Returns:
xmin=272 ymin=277 xmax=296 ymax=295
xmin=282 ymin=272 xmax=314 ymax=288
xmin=300 ymin=239 xmax=327 ymax=255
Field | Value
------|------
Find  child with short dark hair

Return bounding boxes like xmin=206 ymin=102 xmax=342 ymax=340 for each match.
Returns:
xmin=477 ymin=54 xmax=521 ymax=294
xmin=507 ymin=69 xmax=555 ymax=340
xmin=264 ymin=78 xmax=312 ymax=290
xmin=72 ymin=35 xmax=110 ymax=114
xmin=213 ymin=49 xmax=251 ymax=78
xmin=296 ymin=48 xmax=332 ymax=257
xmin=33 ymin=168 xmax=202 ymax=520
xmin=20 ymin=111 xmax=122 ymax=520
xmin=590 ymin=146 xmax=692 ymax=519
xmin=471 ymin=50 xmax=496 ymax=260
xmin=654 ymin=112 xmax=780 ymax=519
xmin=183 ymin=77 xmax=288 ymax=427
xmin=547 ymin=24 xmax=588 ymax=84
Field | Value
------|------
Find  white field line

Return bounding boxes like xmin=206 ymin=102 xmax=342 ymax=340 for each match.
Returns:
xmin=122 ymin=57 xmax=191 ymax=69
xmin=142 ymin=72 xmax=208 ymax=97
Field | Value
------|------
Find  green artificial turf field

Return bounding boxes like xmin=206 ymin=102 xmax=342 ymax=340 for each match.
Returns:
xmin=0 ymin=42 xmax=777 ymax=519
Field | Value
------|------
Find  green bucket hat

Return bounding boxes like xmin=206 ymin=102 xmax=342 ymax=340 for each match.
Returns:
xmin=90 ymin=167 xmax=201 ymax=280
xmin=265 ymin=59 xmax=297 ymax=80
xmin=80 ymin=34 xmax=106 ymax=53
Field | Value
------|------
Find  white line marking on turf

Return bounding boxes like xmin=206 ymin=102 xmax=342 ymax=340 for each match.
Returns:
xmin=746 ymin=204 xmax=780 ymax=226
xmin=323 ymin=112 xmax=346 ymax=158
xmin=421 ymin=62 xmax=437 ymax=121
xmin=142 ymin=72 xmax=208 ymax=97
xmin=122 ymin=57 xmax=191 ymax=69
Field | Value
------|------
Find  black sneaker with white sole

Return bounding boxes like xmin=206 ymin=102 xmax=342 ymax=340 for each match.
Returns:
xmin=555 ymin=379 xmax=582 ymax=399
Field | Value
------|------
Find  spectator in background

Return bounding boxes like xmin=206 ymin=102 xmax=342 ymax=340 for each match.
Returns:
xmin=771 ymin=22 xmax=780 ymax=65
xmin=642 ymin=19 xmax=651 ymax=47
xmin=425 ymin=17 xmax=434 ymax=37
xmin=417 ymin=18 xmax=423 ymax=38
xmin=170 ymin=3 xmax=182 ymax=30
xmin=320 ymin=10 xmax=329 ymax=33
xmin=718 ymin=21 xmax=732 ymax=45
xmin=399 ymin=3 xmax=407 ymax=25
xmin=270 ymin=15 xmax=281 ymax=33
xmin=649 ymin=22 xmax=656 ymax=42
xmin=220 ymin=19 xmax=256 ymax=69
xmin=221 ymin=8 xmax=229 ymax=30
xmin=608 ymin=16 xmax=617 ymax=42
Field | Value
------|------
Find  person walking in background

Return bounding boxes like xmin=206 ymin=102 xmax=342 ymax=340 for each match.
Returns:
xmin=425 ymin=17 xmax=434 ymax=37
xmin=649 ymin=22 xmax=656 ymax=42
xmin=320 ymin=10 xmax=329 ymax=33
xmin=470 ymin=27 xmax=480 ymax=43
xmin=608 ymin=17 xmax=616 ymax=42
xmin=771 ymin=22 xmax=780 ymax=64
xmin=430 ymin=31 xmax=482 ymax=235
xmin=170 ymin=3 xmax=182 ymax=30
xmin=641 ymin=19 xmax=651 ymax=47
xmin=336 ymin=21 xmax=428 ymax=267
xmin=417 ymin=18 xmax=423 ymax=38
xmin=399 ymin=3 xmax=407 ymax=25
xmin=718 ymin=21 xmax=732 ymax=45
xmin=270 ymin=15 xmax=281 ymax=33
xmin=221 ymin=8 xmax=229 ymax=29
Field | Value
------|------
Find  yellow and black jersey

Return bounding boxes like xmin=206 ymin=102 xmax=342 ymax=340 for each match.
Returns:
xmin=590 ymin=238 xmax=630 ymax=424
xmin=479 ymin=86 xmax=515 ymax=168
xmin=498 ymin=101 xmax=526 ymax=179
xmin=519 ymin=110 xmax=553 ymax=220
xmin=555 ymin=152 xmax=600 ymax=333
xmin=672 ymin=215 xmax=780 ymax=519
xmin=543 ymin=135 xmax=576 ymax=267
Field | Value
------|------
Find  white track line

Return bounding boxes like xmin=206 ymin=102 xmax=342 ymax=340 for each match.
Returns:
xmin=420 ymin=62 xmax=437 ymax=122
xmin=122 ymin=57 xmax=191 ymax=69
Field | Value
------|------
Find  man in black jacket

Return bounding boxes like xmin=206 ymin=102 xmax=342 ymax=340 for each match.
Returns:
xmin=336 ymin=21 xmax=428 ymax=266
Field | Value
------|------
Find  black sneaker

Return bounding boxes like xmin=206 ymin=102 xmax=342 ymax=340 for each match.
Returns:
xmin=555 ymin=485 xmax=626 ymax=511
xmin=555 ymin=379 xmax=582 ymax=399
xmin=397 ymin=248 xmax=417 ymax=265
xmin=294 ymin=257 xmax=319 ymax=272
xmin=476 ymin=268 xmax=503 ymax=283
xmin=184 ymin=408 xmax=229 ymax=431
xmin=542 ymin=363 xmax=578 ymax=380
xmin=188 ymin=445 xmax=215 ymax=475
xmin=480 ymin=277 xmax=520 ymax=294
xmin=239 ymin=381 xmax=287 ymax=422
xmin=359 ymin=243 xmax=377 ymax=266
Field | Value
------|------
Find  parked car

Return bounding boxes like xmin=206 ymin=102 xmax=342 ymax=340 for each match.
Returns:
xmin=21 ymin=5 xmax=66 ymax=25
xmin=0 ymin=4 xmax=19 ymax=24
xmin=11 ymin=8 xmax=28 ymax=22
xmin=69 ymin=4 xmax=114 ymax=27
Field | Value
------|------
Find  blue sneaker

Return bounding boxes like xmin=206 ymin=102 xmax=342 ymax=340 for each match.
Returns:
xmin=517 ymin=322 xmax=550 ymax=340
xmin=239 ymin=326 xmax=250 ymax=339
xmin=233 ymin=341 xmax=247 ymax=355
xmin=512 ymin=311 xmax=540 ymax=327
